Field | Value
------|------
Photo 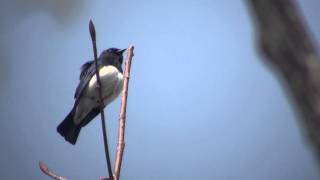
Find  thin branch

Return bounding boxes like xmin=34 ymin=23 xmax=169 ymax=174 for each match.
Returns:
xmin=39 ymin=161 xmax=68 ymax=180
xmin=89 ymin=20 xmax=113 ymax=179
xmin=247 ymin=0 xmax=320 ymax=157
xmin=113 ymin=45 xmax=135 ymax=180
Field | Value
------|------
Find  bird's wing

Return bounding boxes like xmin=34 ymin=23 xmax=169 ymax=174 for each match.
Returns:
xmin=74 ymin=61 xmax=97 ymax=101
xmin=79 ymin=60 xmax=94 ymax=80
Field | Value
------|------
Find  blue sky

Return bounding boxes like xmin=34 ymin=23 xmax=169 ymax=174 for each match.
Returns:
xmin=1 ymin=0 xmax=320 ymax=180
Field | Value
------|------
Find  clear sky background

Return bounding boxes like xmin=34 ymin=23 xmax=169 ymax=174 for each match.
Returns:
xmin=1 ymin=0 xmax=320 ymax=180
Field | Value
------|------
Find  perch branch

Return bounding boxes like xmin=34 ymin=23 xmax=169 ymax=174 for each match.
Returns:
xmin=247 ymin=0 xmax=320 ymax=155
xmin=89 ymin=20 xmax=113 ymax=179
xmin=113 ymin=45 xmax=135 ymax=180
xmin=39 ymin=161 xmax=68 ymax=180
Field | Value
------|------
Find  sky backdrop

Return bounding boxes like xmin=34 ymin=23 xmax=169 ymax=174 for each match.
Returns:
xmin=1 ymin=0 xmax=320 ymax=180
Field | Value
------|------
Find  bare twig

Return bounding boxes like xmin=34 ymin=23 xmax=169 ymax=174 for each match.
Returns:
xmin=113 ymin=45 xmax=135 ymax=180
xmin=89 ymin=20 xmax=114 ymax=179
xmin=247 ymin=0 xmax=320 ymax=157
xmin=39 ymin=161 xmax=68 ymax=180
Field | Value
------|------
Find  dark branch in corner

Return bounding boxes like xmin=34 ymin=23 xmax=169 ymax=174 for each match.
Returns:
xmin=89 ymin=20 xmax=113 ymax=180
xmin=247 ymin=0 xmax=320 ymax=157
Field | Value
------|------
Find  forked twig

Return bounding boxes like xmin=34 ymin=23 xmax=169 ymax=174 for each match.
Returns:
xmin=39 ymin=21 xmax=135 ymax=180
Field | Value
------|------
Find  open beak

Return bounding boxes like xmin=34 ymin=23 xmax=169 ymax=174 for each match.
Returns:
xmin=118 ymin=48 xmax=127 ymax=54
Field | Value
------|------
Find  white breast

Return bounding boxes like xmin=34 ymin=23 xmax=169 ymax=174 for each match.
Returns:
xmin=87 ymin=65 xmax=123 ymax=102
xmin=88 ymin=66 xmax=122 ymax=87
xmin=73 ymin=65 xmax=123 ymax=124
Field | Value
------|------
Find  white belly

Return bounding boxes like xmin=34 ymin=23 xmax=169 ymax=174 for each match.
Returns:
xmin=73 ymin=65 xmax=123 ymax=124
xmin=87 ymin=65 xmax=123 ymax=103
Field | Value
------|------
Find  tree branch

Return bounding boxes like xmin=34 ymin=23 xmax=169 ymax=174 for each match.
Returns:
xmin=247 ymin=0 xmax=320 ymax=156
xmin=113 ymin=45 xmax=134 ymax=180
xmin=39 ymin=161 xmax=68 ymax=180
xmin=89 ymin=20 xmax=113 ymax=180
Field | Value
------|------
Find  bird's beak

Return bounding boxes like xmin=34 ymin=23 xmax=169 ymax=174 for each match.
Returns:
xmin=118 ymin=48 xmax=127 ymax=54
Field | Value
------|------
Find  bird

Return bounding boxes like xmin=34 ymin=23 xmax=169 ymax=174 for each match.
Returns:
xmin=57 ymin=48 xmax=126 ymax=145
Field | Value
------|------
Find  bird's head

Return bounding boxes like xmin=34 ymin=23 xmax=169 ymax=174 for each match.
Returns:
xmin=99 ymin=48 xmax=126 ymax=65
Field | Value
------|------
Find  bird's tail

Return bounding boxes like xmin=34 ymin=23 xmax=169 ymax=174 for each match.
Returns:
xmin=57 ymin=109 xmax=81 ymax=145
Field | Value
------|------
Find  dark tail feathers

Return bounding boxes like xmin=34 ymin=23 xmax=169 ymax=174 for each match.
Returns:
xmin=57 ymin=109 xmax=81 ymax=145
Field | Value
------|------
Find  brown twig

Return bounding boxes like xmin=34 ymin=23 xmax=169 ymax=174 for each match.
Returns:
xmin=113 ymin=45 xmax=134 ymax=180
xmin=89 ymin=20 xmax=113 ymax=179
xmin=39 ymin=161 xmax=68 ymax=180
xmin=247 ymin=0 xmax=320 ymax=158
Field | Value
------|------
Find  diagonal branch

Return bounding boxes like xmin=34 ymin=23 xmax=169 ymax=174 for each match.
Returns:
xmin=39 ymin=161 xmax=68 ymax=180
xmin=89 ymin=20 xmax=113 ymax=180
xmin=247 ymin=0 xmax=320 ymax=157
xmin=113 ymin=45 xmax=134 ymax=180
